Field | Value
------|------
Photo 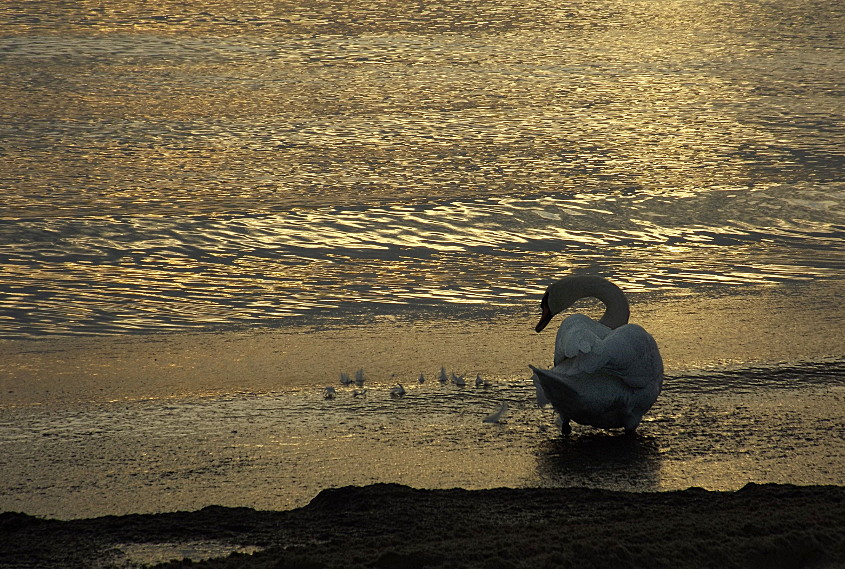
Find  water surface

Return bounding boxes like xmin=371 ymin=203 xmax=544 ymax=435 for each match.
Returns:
xmin=1 ymin=360 xmax=843 ymax=519
xmin=1 ymin=0 xmax=843 ymax=338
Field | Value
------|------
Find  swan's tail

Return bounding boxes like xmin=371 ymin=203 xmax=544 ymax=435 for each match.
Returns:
xmin=530 ymin=364 xmax=580 ymax=404
xmin=530 ymin=367 xmax=550 ymax=408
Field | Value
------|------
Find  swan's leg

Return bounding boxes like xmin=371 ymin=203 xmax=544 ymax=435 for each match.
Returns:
xmin=623 ymin=416 xmax=640 ymax=435
xmin=553 ymin=412 xmax=571 ymax=435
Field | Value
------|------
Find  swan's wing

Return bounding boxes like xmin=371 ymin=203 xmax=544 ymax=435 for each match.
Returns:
xmin=595 ymin=324 xmax=664 ymax=389
xmin=552 ymin=317 xmax=662 ymax=389
xmin=553 ymin=314 xmax=612 ymax=367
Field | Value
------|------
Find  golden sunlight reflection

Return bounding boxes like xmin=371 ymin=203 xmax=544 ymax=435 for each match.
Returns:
xmin=3 ymin=180 xmax=841 ymax=336
xmin=1 ymin=0 xmax=842 ymax=341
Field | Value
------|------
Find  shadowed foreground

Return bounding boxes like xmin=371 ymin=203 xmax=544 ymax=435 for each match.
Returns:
xmin=1 ymin=483 xmax=843 ymax=568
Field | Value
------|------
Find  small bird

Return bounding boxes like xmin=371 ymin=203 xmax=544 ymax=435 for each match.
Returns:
xmin=452 ymin=373 xmax=466 ymax=387
xmin=354 ymin=368 xmax=366 ymax=387
xmin=438 ymin=367 xmax=449 ymax=385
xmin=475 ymin=374 xmax=491 ymax=388
xmin=390 ymin=384 xmax=406 ymax=397
xmin=323 ymin=386 xmax=337 ymax=399
xmin=418 ymin=373 xmax=426 ymax=384
xmin=339 ymin=372 xmax=352 ymax=386
xmin=483 ymin=402 xmax=508 ymax=423
xmin=353 ymin=389 xmax=368 ymax=398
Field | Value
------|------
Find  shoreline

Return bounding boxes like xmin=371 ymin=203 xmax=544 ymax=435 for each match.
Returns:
xmin=1 ymin=482 xmax=843 ymax=568
xmin=2 ymin=281 xmax=844 ymax=408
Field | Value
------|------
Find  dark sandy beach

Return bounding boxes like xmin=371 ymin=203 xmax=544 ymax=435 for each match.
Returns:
xmin=2 ymin=483 xmax=843 ymax=568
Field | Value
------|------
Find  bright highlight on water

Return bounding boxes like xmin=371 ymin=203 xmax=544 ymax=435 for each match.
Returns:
xmin=0 ymin=1 xmax=843 ymax=339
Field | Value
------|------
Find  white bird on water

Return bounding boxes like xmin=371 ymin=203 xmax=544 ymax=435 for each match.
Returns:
xmin=475 ymin=374 xmax=491 ymax=388
xmin=354 ymin=368 xmax=366 ymax=387
xmin=483 ymin=402 xmax=508 ymax=424
xmin=438 ymin=367 xmax=449 ymax=385
xmin=530 ymin=275 xmax=664 ymax=435
xmin=390 ymin=384 xmax=406 ymax=397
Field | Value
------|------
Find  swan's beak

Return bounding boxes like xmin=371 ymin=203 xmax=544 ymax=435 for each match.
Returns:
xmin=535 ymin=292 xmax=552 ymax=332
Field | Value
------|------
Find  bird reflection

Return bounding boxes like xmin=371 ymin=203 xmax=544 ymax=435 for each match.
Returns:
xmin=534 ymin=432 xmax=662 ymax=491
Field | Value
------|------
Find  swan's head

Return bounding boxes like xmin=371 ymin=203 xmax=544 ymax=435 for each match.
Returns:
xmin=535 ymin=286 xmax=579 ymax=332
xmin=536 ymin=290 xmax=553 ymax=332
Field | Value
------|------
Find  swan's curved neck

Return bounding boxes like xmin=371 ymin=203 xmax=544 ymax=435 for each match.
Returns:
xmin=548 ymin=276 xmax=630 ymax=329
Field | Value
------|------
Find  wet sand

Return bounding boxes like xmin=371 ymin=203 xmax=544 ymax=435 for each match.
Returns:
xmin=1 ymin=363 xmax=843 ymax=520
xmin=1 ymin=483 xmax=843 ymax=568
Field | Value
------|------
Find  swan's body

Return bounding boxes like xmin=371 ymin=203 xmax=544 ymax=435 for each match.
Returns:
xmin=531 ymin=276 xmax=663 ymax=434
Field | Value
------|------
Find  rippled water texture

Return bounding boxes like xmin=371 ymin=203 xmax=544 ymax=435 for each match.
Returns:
xmin=1 ymin=0 xmax=844 ymax=337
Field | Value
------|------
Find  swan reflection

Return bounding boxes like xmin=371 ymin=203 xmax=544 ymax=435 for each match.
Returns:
xmin=534 ymin=432 xmax=662 ymax=492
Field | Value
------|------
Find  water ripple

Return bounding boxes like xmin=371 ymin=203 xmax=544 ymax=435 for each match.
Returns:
xmin=0 ymin=184 xmax=842 ymax=337
xmin=1 ymin=0 xmax=844 ymax=337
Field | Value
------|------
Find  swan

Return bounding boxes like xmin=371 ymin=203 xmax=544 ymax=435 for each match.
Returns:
xmin=530 ymin=275 xmax=663 ymax=435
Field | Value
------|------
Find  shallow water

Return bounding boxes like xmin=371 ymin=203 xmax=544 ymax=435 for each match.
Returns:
xmin=1 ymin=360 xmax=842 ymax=520
xmin=1 ymin=185 xmax=843 ymax=337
